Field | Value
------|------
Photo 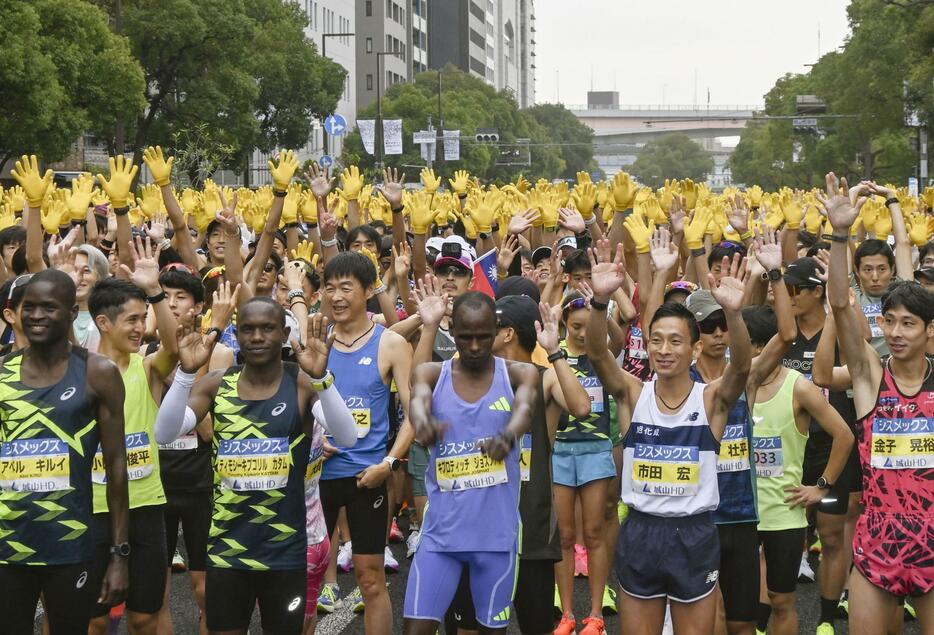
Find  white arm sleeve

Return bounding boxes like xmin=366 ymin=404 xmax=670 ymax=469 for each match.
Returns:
xmin=311 ymin=382 xmax=357 ymax=448
xmin=155 ymin=368 xmax=199 ymax=445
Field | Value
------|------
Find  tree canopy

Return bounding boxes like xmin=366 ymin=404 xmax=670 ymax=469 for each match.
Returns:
xmin=730 ymin=0 xmax=932 ymax=188
xmin=341 ymin=66 xmax=591 ymax=182
xmin=631 ymin=134 xmax=714 ymax=189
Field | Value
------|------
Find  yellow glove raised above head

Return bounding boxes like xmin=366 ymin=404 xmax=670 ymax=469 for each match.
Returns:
xmin=281 ymin=184 xmax=301 ymax=226
xmin=470 ymin=189 xmax=505 ymax=233
xmin=873 ymin=208 xmax=893 ymax=239
xmin=804 ymin=204 xmax=823 ymax=234
xmin=462 ymin=212 xmax=479 ymax=240
xmin=622 ymin=212 xmax=654 ymax=253
xmin=138 ymin=183 xmax=164 ymax=219
xmin=513 ymin=174 xmax=532 ymax=193
xmin=907 ymin=212 xmax=932 ymax=247
xmin=684 ymin=206 xmax=712 ymax=250
xmin=680 ymin=179 xmax=698 ymax=211
xmin=253 ymin=186 xmax=274 ymax=215
xmin=420 ymin=167 xmax=442 ymax=194
xmin=202 ymin=180 xmax=223 ymax=219
xmin=340 ymin=165 xmax=364 ymax=200
xmin=6 ymin=185 xmax=26 ymax=214
xmin=246 ymin=203 xmax=267 ymax=235
xmin=745 ymin=185 xmax=764 ymax=209
xmin=142 ymin=146 xmax=174 ymax=187
xmin=407 ymin=190 xmax=434 ymax=235
xmin=299 ymin=190 xmax=318 ymax=224
xmin=638 ymin=196 xmax=667 ymax=225
xmin=571 ymin=181 xmax=597 ymax=220
xmin=267 ymin=149 xmax=299 ymax=191
xmin=922 ymin=186 xmax=934 ymax=211
xmin=11 ymin=154 xmax=54 ymax=208
xmin=291 ymin=239 xmax=316 ymax=263
xmin=0 ymin=203 xmax=17 ymax=231
xmin=780 ymin=191 xmax=803 ymax=230
xmin=448 ymin=170 xmax=471 ymax=196
xmin=41 ymin=200 xmax=67 ymax=235
xmin=97 ymin=155 xmax=138 ymax=208
xmin=611 ymin=171 xmax=638 ymax=211
xmin=67 ymin=173 xmax=95 ymax=222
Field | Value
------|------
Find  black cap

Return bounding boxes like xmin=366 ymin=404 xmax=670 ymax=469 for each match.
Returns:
xmin=783 ymin=257 xmax=824 ymax=287
xmin=496 ymin=276 xmax=541 ymax=302
xmin=495 ymin=295 xmax=540 ymax=343
xmin=531 ymin=246 xmax=552 ymax=266
xmin=914 ymin=267 xmax=934 ymax=283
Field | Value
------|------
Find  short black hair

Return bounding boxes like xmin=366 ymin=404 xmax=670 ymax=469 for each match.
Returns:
xmin=854 ymin=239 xmax=894 ymax=269
xmin=917 ymin=240 xmax=934 ymax=264
xmin=29 ymin=268 xmax=76 ymax=308
xmin=345 ymin=225 xmax=381 ymax=252
xmin=239 ymin=296 xmax=286 ymax=327
xmin=159 ymin=270 xmax=205 ymax=304
xmin=805 ymin=241 xmax=830 ymax=258
xmin=562 ymin=249 xmax=591 ymax=275
xmin=10 ymin=245 xmax=30 ymax=275
xmin=881 ymin=280 xmax=934 ymax=324
xmin=0 ymin=226 xmax=26 ymax=251
xmin=797 ymin=231 xmax=818 ymax=251
xmin=323 ymin=251 xmax=377 ymax=288
xmin=708 ymin=241 xmax=746 ymax=269
xmin=649 ymin=302 xmax=700 ymax=344
xmin=452 ymin=291 xmax=496 ymax=327
xmin=88 ymin=278 xmax=146 ymax=322
xmin=742 ymin=305 xmax=777 ymax=347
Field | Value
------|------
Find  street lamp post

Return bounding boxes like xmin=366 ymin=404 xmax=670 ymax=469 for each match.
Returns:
xmin=321 ymin=32 xmax=354 ymax=158
xmin=375 ymin=52 xmax=391 ymax=171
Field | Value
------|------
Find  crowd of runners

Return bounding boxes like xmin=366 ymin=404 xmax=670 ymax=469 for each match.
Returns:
xmin=0 ymin=149 xmax=931 ymax=635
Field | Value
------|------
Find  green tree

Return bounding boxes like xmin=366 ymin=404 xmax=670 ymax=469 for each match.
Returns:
xmin=631 ymin=134 xmax=714 ymax=189
xmin=90 ymin=0 xmax=346 ymax=180
xmin=341 ymin=66 xmax=563 ymax=182
xmin=0 ymin=0 xmax=146 ymax=171
xmin=524 ymin=103 xmax=596 ymax=179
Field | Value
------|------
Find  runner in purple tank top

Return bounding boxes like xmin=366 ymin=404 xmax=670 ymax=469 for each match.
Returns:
xmin=403 ymin=292 xmax=539 ymax=634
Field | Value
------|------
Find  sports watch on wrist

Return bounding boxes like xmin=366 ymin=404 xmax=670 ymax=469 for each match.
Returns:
xmin=110 ymin=542 xmax=131 ymax=558
xmin=383 ymin=456 xmax=401 ymax=471
xmin=816 ymin=476 xmax=832 ymax=490
xmin=767 ymin=268 xmax=782 ymax=282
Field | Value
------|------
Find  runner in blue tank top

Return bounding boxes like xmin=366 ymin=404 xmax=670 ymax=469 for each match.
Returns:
xmin=403 ymin=292 xmax=539 ymax=634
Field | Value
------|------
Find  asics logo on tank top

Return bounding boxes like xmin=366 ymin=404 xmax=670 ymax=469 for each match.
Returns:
xmin=59 ymin=387 xmax=76 ymax=401
xmin=288 ymin=596 xmax=301 ymax=611
xmin=271 ymin=402 xmax=287 ymax=417
xmin=373 ymin=495 xmax=384 ymax=509
xmin=76 ymin=570 xmax=88 ymax=588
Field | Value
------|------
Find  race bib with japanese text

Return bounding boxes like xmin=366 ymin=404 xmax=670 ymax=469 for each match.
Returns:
xmin=0 ymin=438 xmax=70 ymax=493
xmin=631 ymin=443 xmax=699 ymax=496
xmin=870 ymin=418 xmax=933 ymax=469
xmin=217 ymin=437 xmax=290 ymax=491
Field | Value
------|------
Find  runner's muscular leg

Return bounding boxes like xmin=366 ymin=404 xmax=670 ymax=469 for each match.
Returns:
xmin=670 ymin=590 xmax=718 ymax=635
xmin=553 ymin=484 xmax=577 ymax=615
xmin=580 ymin=478 xmax=611 ymax=618
xmin=619 ymin=595 xmax=666 ymax=635
xmin=355 ymin=553 xmax=392 ymax=635
xmin=816 ymin=511 xmax=849 ymax=600
xmin=847 ymin=568 xmax=898 ymax=635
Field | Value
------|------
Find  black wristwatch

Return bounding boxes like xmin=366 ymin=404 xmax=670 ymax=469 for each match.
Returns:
xmin=110 ymin=542 xmax=131 ymax=558
xmin=767 ymin=268 xmax=782 ymax=282
xmin=816 ymin=476 xmax=832 ymax=490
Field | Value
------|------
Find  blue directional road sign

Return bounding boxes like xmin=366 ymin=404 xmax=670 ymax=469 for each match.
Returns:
xmin=319 ymin=155 xmax=334 ymax=168
xmin=323 ymin=114 xmax=348 ymax=137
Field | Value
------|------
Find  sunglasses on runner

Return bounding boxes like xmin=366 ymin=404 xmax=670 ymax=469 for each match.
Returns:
xmin=160 ymin=262 xmax=197 ymax=276
xmin=785 ymin=283 xmax=820 ymax=297
xmin=698 ymin=312 xmax=728 ymax=334
xmin=562 ymin=297 xmax=589 ymax=312
xmin=6 ymin=274 xmax=33 ymax=310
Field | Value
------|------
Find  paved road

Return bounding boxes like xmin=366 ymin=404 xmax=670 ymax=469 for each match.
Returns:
xmin=55 ymin=525 xmax=921 ymax=634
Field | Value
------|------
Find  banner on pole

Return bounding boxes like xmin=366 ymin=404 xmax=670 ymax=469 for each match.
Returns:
xmin=443 ymin=130 xmax=460 ymax=161
xmin=383 ymin=119 xmax=403 ymax=155
xmin=357 ymin=120 xmax=375 ymax=155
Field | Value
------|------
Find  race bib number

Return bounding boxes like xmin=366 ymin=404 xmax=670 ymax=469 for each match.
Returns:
xmin=92 ymin=432 xmax=155 ymax=484
xmin=345 ymin=397 xmax=371 ymax=439
xmin=436 ymin=441 xmax=508 ymax=492
xmin=217 ymin=437 xmax=290 ymax=491
xmin=631 ymin=443 xmax=699 ymax=496
xmin=520 ymin=433 xmax=532 ymax=482
xmin=863 ymin=303 xmax=883 ymax=339
xmin=580 ymin=377 xmax=605 ymax=414
xmin=717 ymin=424 xmax=750 ymax=473
xmin=306 ymin=445 xmax=324 ymax=482
xmin=0 ymin=438 xmax=70 ymax=493
xmin=753 ymin=436 xmax=784 ymax=477
xmin=159 ymin=431 xmax=198 ymax=452
xmin=870 ymin=418 xmax=933 ymax=469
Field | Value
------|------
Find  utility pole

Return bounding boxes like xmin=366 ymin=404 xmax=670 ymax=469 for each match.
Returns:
xmin=375 ymin=52 xmax=390 ymax=171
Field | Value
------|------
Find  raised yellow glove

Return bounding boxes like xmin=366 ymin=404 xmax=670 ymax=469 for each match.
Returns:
xmin=420 ymin=167 xmax=441 ymax=194
xmin=282 ymin=184 xmax=301 ymax=225
xmin=907 ymin=212 xmax=932 ymax=247
xmin=622 ymin=213 xmax=654 ymax=253
xmin=780 ymin=191 xmax=804 ymax=230
xmin=407 ymin=190 xmax=434 ymax=234
xmin=340 ymin=166 xmax=364 ymax=200
xmin=576 ymin=171 xmax=592 ymax=185
xmin=571 ymin=182 xmax=597 ymax=220
xmin=97 ymin=155 xmax=138 ymax=208
xmin=922 ymin=186 xmax=934 ymax=211
xmin=67 ymin=174 xmax=95 ymax=222
xmin=138 ymin=183 xmax=163 ymax=219
xmin=291 ymin=239 xmax=316 ymax=263
xmin=462 ymin=213 xmax=479 ymax=240
xmin=470 ymin=189 xmax=504 ymax=233
xmin=179 ymin=188 xmax=202 ymax=217
xmin=202 ymin=181 xmax=222 ymax=219
xmin=745 ymin=185 xmax=764 ymax=209
xmin=41 ymin=200 xmax=67 ymax=234
xmin=873 ymin=208 xmax=893 ymax=239
xmin=268 ymin=149 xmax=299 ymax=191
xmin=300 ymin=190 xmax=318 ymax=224
xmin=448 ymin=170 xmax=471 ymax=196
xmin=513 ymin=174 xmax=532 ymax=193
xmin=142 ymin=146 xmax=174 ymax=187
xmin=246 ymin=203 xmax=267 ymax=235
xmin=0 ymin=204 xmax=17 ymax=231
xmin=684 ymin=206 xmax=712 ymax=249
xmin=804 ymin=205 xmax=823 ymax=234
xmin=611 ymin=172 xmax=638 ymax=211
xmin=11 ymin=154 xmax=54 ymax=208
xmin=6 ymin=186 xmax=26 ymax=214
xmin=681 ymin=179 xmax=698 ymax=211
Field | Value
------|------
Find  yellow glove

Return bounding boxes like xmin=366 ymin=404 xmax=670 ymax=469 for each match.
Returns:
xmin=291 ymin=239 xmax=316 ymax=263
xmin=67 ymin=173 xmax=95 ymax=222
xmin=553 ymin=181 xmax=570 ymax=208
xmin=179 ymin=188 xmax=202 ymax=217
xmin=97 ymin=155 xmax=138 ymax=208
xmin=420 ymin=167 xmax=441 ymax=194
xmin=746 ymin=185 xmax=764 ymax=209
xmin=780 ymin=191 xmax=804 ymax=230
xmin=138 ymin=183 xmax=163 ymax=219
xmin=202 ymin=180 xmax=222 ymax=219
xmin=860 ymin=198 xmax=882 ymax=233
xmin=637 ymin=196 xmax=666 ymax=225
xmin=571 ymin=182 xmax=597 ymax=220
xmin=922 ymin=186 xmax=934 ymax=211
xmin=6 ymin=186 xmax=26 ymax=214
xmin=253 ymin=186 xmax=274 ymax=214
xmin=0 ymin=204 xmax=17 ymax=231
xmin=142 ymin=146 xmax=174 ymax=187
xmin=611 ymin=172 xmax=638 ymax=211
xmin=434 ymin=205 xmax=456 ymax=228
xmin=576 ymin=171 xmax=592 ymax=185
xmin=246 ymin=203 xmax=267 ymax=234
xmin=873 ymin=208 xmax=893 ymax=239
xmin=684 ymin=206 xmax=712 ymax=249
xmin=359 ymin=247 xmax=383 ymax=289
xmin=300 ymin=190 xmax=318 ymax=224
xmin=90 ymin=188 xmax=109 ymax=208
xmin=462 ymin=213 xmax=479 ymax=240
xmin=681 ymin=179 xmax=698 ymax=211
xmin=448 ymin=170 xmax=471 ymax=196
xmin=907 ymin=212 xmax=932 ymax=247
xmin=11 ymin=154 xmax=54 ymax=208
xmin=804 ymin=205 xmax=823 ymax=234
xmin=622 ymin=212 xmax=654 ymax=253
xmin=41 ymin=200 xmax=67 ymax=234
xmin=328 ymin=192 xmax=348 ymax=219
xmin=282 ymin=184 xmax=301 ymax=225
xmin=407 ymin=190 xmax=434 ymax=234
xmin=267 ymin=149 xmax=299 ymax=191
xmin=513 ymin=174 xmax=532 ymax=193
xmin=340 ymin=166 xmax=364 ymax=200
xmin=470 ymin=189 xmax=504 ymax=233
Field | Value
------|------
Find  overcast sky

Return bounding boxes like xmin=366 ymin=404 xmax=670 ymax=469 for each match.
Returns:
xmin=534 ymin=0 xmax=852 ymax=108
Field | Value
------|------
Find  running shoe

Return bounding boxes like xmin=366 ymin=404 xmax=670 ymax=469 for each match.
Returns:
xmin=406 ymin=529 xmax=421 ymax=559
xmin=816 ymin=622 xmax=834 ymax=635
xmin=337 ymin=541 xmax=354 ymax=572
xmin=171 ymin=549 xmax=187 ymax=573
xmin=345 ymin=587 xmax=365 ymax=614
xmin=574 ymin=543 xmax=588 ymax=577
xmin=554 ymin=613 xmax=576 ymax=635
xmin=317 ymin=583 xmax=342 ymax=614
xmin=580 ymin=616 xmax=606 ymax=635
xmin=384 ymin=545 xmax=400 ymax=572
xmin=389 ymin=518 xmax=404 ymax=543
xmin=809 ymin=536 xmax=823 ymax=554
xmin=836 ymin=591 xmax=849 ymax=619
xmin=797 ymin=552 xmax=816 ymax=583
xmin=905 ymin=599 xmax=917 ymax=621
xmin=601 ymin=585 xmax=618 ymax=616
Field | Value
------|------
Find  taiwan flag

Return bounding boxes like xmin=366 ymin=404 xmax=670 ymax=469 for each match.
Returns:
xmin=472 ymin=248 xmax=498 ymax=297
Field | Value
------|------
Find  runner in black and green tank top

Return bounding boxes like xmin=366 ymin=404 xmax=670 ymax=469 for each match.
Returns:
xmin=0 ymin=269 xmax=130 ymax=634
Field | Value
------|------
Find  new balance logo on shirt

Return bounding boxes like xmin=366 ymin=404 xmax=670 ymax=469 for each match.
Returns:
xmin=488 ymin=397 xmax=511 ymax=412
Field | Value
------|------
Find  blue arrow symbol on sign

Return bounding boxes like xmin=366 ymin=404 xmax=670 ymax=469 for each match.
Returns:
xmin=324 ymin=114 xmax=347 ymax=137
